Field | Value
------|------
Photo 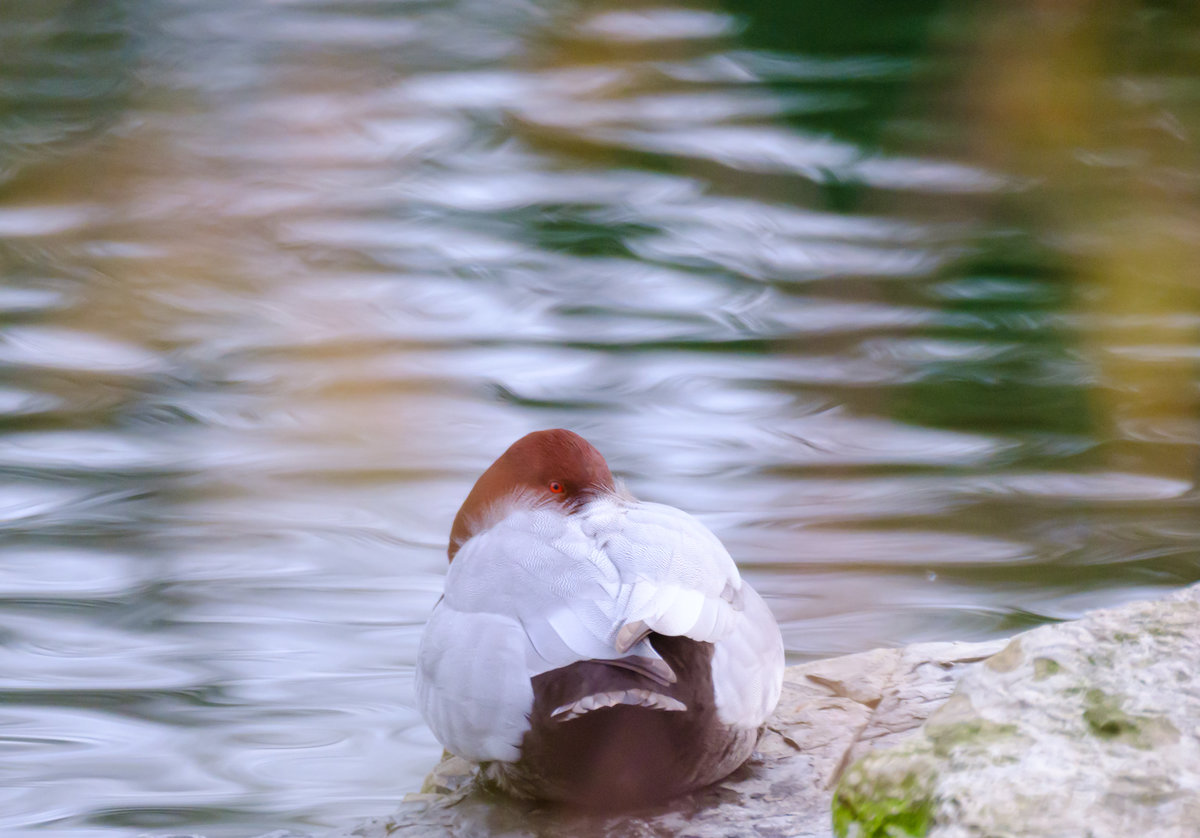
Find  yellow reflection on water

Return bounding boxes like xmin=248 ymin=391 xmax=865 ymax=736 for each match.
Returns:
xmin=946 ymin=0 xmax=1200 ymax=482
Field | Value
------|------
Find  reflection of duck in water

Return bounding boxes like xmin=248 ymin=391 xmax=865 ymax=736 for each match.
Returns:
xmin=417 ymin=429 xmax=784 ymax=808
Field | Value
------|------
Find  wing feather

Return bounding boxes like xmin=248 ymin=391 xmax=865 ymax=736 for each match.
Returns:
xmin=415 ymin=605 xmax=533 ymax=762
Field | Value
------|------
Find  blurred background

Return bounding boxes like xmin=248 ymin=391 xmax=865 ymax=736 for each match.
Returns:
xmin=1 ymin=0 xmax=1198 ymax=835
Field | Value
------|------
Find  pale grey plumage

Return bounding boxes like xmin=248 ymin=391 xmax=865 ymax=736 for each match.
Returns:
xmin=416 ymin=492 xmax=784 ymax=764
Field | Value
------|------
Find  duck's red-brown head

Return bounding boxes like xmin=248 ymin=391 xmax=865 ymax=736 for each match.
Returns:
xmin=448 ymin=429 xmax=616 ymax=560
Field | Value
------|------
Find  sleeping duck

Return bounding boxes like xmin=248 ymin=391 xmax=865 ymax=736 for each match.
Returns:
xmin=416 ymin=429 xmax=785 ymax=808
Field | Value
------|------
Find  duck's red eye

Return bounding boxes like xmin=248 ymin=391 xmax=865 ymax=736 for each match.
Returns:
xmin=548 ymin=481 xmax=564 ymax=494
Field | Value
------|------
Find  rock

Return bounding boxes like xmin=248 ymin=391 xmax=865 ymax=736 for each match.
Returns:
xmin=335 ymin=638 xmax=1005 ymax=838
xmin=319 ymin=583 xmax=1200 ymax=838
xmin=833 ymin=583 xmax=1200 ymax=838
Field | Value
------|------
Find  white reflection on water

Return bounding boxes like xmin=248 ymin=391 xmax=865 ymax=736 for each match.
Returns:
xmin=0 ymin=0 xmax=1198 ymax=836
xmin=0 ymin=205 xmax=101 ymax=238
xmin=0 ymin=327 xmax=165 ymax=374
xmin=577 ymin=9 xmax=741 ymax=42
xmin=574 ymin=124 xmax=1006 ymax=193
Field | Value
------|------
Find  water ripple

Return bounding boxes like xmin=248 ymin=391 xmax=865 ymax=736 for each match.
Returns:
xmin=0 ymin=327 xmax=164 ymax=375
xmin=577 ymin=9 xmax=741 ymax=43
xmin=1 ymin=0 xmax=1199 ymax=836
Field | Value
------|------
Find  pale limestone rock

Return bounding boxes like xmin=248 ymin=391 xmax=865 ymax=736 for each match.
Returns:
xmin=335 ymin=638 xmax=1004 ymax=838
xmin=323 ymin=584 xmax=1200 ymax=838
xmin=834 ymin=583 xmax=1200 ymax=838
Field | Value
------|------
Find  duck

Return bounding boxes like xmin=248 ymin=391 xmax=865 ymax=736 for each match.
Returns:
xmin=415 ymin=429 xmax=785 ymax=808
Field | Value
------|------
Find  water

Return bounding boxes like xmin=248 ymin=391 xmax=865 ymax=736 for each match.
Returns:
xmin=2 ymin=0 xmax=1198 ymax=835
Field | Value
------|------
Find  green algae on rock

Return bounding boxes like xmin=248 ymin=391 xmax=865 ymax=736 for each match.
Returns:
xmin=831 ymin=753 xmax=935 ymax=838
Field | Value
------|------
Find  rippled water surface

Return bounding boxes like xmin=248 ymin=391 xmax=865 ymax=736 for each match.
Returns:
xmin=3 ymin=0 xmax=1200 ymax=835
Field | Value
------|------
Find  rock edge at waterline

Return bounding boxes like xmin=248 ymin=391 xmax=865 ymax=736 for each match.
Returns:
xmin=833 ymin=582 xmax=1200 ymax=838
xmin=305 ymin=583 xmax=1198 ymax=838
xmin=333 ymin=639 xmax=1008 ymax=837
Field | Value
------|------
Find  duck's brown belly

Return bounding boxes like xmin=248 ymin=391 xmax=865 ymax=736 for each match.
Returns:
xmin=488 ymin=636 xmax=759 ymax=809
